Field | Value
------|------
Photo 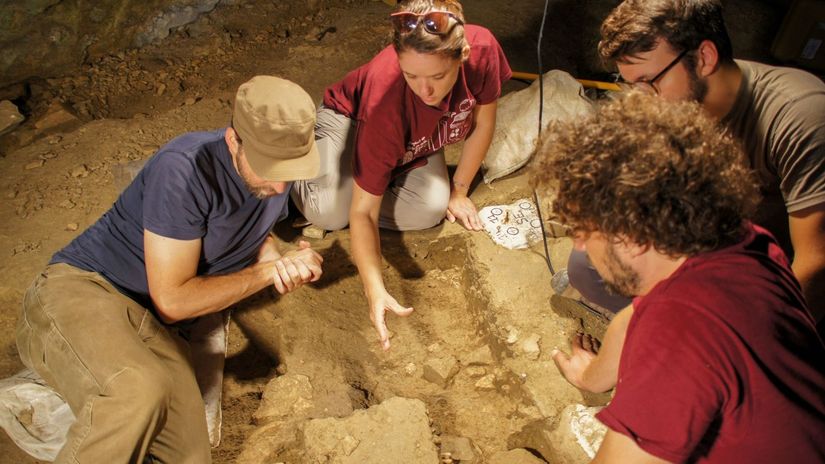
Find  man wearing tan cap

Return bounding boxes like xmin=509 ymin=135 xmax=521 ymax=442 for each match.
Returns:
xmin=15 ymin=75 xmax=322 ymax=463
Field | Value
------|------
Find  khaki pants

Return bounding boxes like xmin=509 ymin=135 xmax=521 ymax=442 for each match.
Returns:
xmin=291 ymin=107 xmax=451 ymax=231
xmin=16 ymin=263 xmax=211 ymax=464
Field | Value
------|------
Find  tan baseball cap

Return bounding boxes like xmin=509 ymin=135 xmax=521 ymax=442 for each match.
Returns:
xmin=232 ymin=76 xmax=320 ymax=182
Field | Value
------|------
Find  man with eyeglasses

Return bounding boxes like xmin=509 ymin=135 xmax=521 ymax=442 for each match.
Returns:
xmin=562 ymin=0 xmax=825 ymax=335
xmin=537 ymin=91 xmax=825 ymax=464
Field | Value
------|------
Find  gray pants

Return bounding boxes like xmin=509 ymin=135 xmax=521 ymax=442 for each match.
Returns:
xmin=291 ymin=108 xmax=450 ymax=231
xmin=568 ymin=249 xmax=631 ymax=313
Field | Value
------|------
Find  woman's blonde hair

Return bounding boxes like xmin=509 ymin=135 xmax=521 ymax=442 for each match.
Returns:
xmin=392 ymin=0 xmax=470 ymax=61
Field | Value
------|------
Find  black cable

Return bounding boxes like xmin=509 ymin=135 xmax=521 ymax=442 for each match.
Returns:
xmin=537 ymin=0 xmax=550 ymax=137
xmin=534 ymin=189 xmax=555 ymax=276
xmin=535 ymin=0 xmax=555 ymax=277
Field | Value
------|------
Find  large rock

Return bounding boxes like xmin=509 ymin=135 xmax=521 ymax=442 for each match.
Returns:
xmin=303 ymin=397 xmax=439 ymax=464
xmin=508 ymin=404 xmax=607 ymax=463
xmin=0 ymin=100 xmax=24 ymax=135
xmin=488 ymin=448 xmax=547 ymax=464
xmin=253 ymin=374 xmax=315 ymax=425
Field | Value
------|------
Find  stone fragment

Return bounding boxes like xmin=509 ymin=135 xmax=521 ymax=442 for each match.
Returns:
xmin=506 ymin=326 xmax=519 ymax=344
xmin=253 ymin=373 xmax=314 ymax=425
xmin=461 ymin=345 xmax=493 ymax=366
xmin=463 ymin=366 xmax=486 ymax=378
xmin=474 ymin=374 xmax=496 ymax=391
xmin=70 ymin=164 xmax=89 ymax=178
xmin=24 ymin=160 xmax=44 ymax=170
xmin=439 ymin=435 xmax=479 ymax=463
xmin=66 ymin=223 xmax=79 ymax=231
xmin=404 ymin=362 xmax=417 ymax=376
xmin=185 ymin=97 xmax=197 ymax=105
xmin=59 ymin=199 xmax=75 ymax=209
xmin=34 ymin=101 xmax=80 ymax=132
xmin=301 ymin=224 xmax=326 ymax=239
xmin=422 ymin=354 xmax=459 ymax=388
xmin=488 ymin=448 xmax=546 ymax=464
xmin=521 ymin=333 xmax=541 ymax=360
xmin=303 ymin=397 xmax=439 ymax=464
xmin=508 ymin=404 xmax=606 ymax=463
xmin=0 ymin=100 xmax=24 ymax=135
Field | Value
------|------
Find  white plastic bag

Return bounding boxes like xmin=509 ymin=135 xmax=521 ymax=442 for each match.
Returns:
xmin=0 ymin=369 xmax=73 ymax=461
xmin=483 ymin=70 xmax=593 ymax=183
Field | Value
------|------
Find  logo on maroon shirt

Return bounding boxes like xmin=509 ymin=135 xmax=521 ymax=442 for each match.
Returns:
xmin=403 ymin=97 xmax=476 ymax=164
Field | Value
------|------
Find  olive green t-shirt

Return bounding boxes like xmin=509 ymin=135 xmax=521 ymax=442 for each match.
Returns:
xmin=723 ymin=60 xmax=825 ymax=252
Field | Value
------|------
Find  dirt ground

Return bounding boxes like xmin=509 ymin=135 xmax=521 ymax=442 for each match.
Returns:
xmin=0 ymin=0 xmax=786 ymax=462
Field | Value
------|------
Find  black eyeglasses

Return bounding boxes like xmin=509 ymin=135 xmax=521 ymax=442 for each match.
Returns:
xmin=390 ymin=11 xmax=464 ymax=35
xmin=615 ymin=49 xmax=689 ymax=94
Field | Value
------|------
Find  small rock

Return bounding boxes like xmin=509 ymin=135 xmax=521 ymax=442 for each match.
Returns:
xmin=423 ymin=355 xmax=459 ymax=389
xmin=70 ymin=164 xmax=89 ymax=178
xmin=0 ymin=100 xmax=25 ymax=135
xmin=301 ymin=224 xmax=326 ymax=239
xmin=404 ymin=362 xmax=417 ymax=376
xmin=474 ymin=374 xmax=496 ymax=391
xmin=440 ymin=435 xmax=479 ymax=463
xmin=39 ymin=152 xmax=58 ymax=160
xmin=505 ymin=326 xmax=520 ymax=344
xmin=340 ymin=435 xmax=360 ymax=456
xmin=155 ymin=83 xmax=167 ymax=96
xmin=184 ymin=97 xmax=197 ymax=106
xmin=463 ymin=366 xmax=486 ymax=378
xmin=34 ymin=100 xmax=80 ymax=132
xmin=461 ymin=345 xmax=494 ymax=366
xmin=59 ymin=199 xmax=76 ymax=209
xmin=24 ymin=160 xmax=44 ymax=170
xmin=517 ymin=405 xmax=542 ymax=421
xmin=66 ymin=223 xmax=79 ymax=231
xmin=521 ymin=333 xmax=541 ymax=360
xmin=426 ymin=342 xmax=441 ymax=353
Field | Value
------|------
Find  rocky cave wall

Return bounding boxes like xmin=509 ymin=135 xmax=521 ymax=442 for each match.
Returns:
xmin=0 ymin=0 xmax=228 ymax=97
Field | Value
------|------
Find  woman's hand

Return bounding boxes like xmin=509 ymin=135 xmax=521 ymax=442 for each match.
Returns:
xmin=368 ymin=288 xmax=414 ymax=350
xmin=446 ymin=190 xmax=483 ymax=231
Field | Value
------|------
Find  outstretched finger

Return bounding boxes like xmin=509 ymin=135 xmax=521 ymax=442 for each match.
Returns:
xmin=446 ymin=209 xmax=457 ymax=223
xmin=370 ymin=305 xmax=391 ymax=350
xmin=468 ymin=210 xmax=483 ymax=231
xmin=581 ymin=333 xmax=594 ymax=352
xmin=551 ymin=348 xmax=570 ymax=372
xmin=389 ymin=300 xmax=414 ymax=317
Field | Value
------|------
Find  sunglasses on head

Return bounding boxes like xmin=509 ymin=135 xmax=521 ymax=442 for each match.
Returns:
xmin=390 ymin=11 xmax=464 ymax=35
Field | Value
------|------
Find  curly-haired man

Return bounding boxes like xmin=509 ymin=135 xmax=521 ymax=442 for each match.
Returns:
xmin=535 ymin=92 xmax=825 ymax=463
xmin=568 ymin=0 xmax=825 ymax=332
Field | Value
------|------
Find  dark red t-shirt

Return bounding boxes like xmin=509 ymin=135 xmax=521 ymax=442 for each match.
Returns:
xmin=597 ymin=224 xmax=825 ymax=463
xmin=323 ymin=24 xmax=512 ymax=196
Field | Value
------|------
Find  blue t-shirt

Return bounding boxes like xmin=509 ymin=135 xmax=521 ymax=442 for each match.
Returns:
xmin=52 ymin=129 xmax=290 ymax=309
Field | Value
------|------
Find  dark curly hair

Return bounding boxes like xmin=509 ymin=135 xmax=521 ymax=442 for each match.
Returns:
xmin=531 ymin=91 xmax=759 ymax=257
xmin=599 ymin=0 xmax=733 ymax=68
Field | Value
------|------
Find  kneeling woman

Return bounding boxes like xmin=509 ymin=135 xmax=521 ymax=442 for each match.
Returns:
xmin=292 ymin=0 xmax=511 ymax=350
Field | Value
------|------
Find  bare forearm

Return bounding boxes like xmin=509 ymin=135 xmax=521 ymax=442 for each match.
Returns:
xmin=154 ymin=261 xmax=274 ymax=323
xmin=582 ymin=305 xmax=633 ymax=392
xmin=350 ymin=211 xmax=385 ymax=298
